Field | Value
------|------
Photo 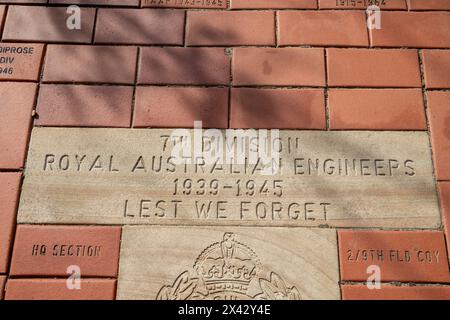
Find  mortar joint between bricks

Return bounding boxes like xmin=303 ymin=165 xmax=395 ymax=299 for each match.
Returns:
xmin=275 ymin=11 xmax=279 ymax=48
xmin=324 ymin=48 xmax=330 ymax=131
xmin=335 ymin=230 xmax=342 ymax=300
xmin=341 ymin=280 xmax=450 ymax=288
xmin=0 ymin=5 xmax=8 ymax=40
xmin=90 ymin=8 xmax=99 ymax=44
xmin=227 ymin=46 xmax=233 ymax=129
xmin=130 ymin=47 xmax=141 ymax=128
xmin=183 ymin=9 xmax=187 ymax=47
xmin=30 ymin=43 xmax=48 ymax=126
xmin=417 ymin=52 xmax=434 ymax=171
xmin=418 ymin=49 xmax=446 ymax=233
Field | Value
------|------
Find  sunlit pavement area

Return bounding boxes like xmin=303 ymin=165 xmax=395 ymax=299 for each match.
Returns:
xmin=0 ymin=0 xmax=450 ymax=300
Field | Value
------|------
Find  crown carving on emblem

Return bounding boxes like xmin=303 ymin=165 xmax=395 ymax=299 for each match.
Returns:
xmin=193 ymin=233 xmax=262 ymax=293
xmin=157 ymin=232 xmax=301 ymax=300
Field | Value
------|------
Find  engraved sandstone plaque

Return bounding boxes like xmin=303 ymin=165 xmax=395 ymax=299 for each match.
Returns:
xmin=18 ymin=128 xmax=440 ymax=228
xmin=117 ymin=226 xmax=339 ymax=300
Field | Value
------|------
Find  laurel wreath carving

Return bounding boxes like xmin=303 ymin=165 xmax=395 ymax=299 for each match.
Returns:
xmin=156 ymin=271 xmax=198 ymax=300
xmin=156 ymin=233 xmax=301 ymax=300
xmin=256 ymin=272 xmax=301 ymax=300
xmin=156 ymin=271 xmax=300 ymax=300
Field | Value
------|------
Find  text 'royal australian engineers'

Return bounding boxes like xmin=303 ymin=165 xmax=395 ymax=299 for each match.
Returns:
xmin=18 ymin=127 xmax=440 ymax=228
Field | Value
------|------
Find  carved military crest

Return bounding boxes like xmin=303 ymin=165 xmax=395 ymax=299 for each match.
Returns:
xmin=157 ymin=233 xmax=301 ymax=300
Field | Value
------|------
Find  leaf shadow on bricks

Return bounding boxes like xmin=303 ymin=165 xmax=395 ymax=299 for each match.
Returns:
xmin=34 ymin=13 xmax=308 ymax=130
xmin=29 ymin=6 xmax=446 ymax=287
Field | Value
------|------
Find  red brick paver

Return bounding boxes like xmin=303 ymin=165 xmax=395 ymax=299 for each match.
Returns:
xmin=0 ymin=43 xmax=44 ymax=81
xmin=319 ymin=0 xmax=406 ymax=9
xmin=339 ymin=230 xmax=450 ymax=283
xmin=43 ymin=45 xmax=138 ymax=84
xmin=230 ymin=88 xmax=325 ymax=129
xmin=134 ymin=86 xmax=229 ymax=128
xmin=3 ymin=6 xmax=95 ymax=43
xmin=409 ymin=0 xmax=450 ymax=10
xmin=370 ymin=12 xmax=450 ymax=48
xmin=187 ymin=11 xmax=275 ymax=46
xmin=51 ymin=0 xmax=139 ymax=5
xmin=0 ymin=82 xmax=36 ymax=169
xmin=0 ymin=173 xmax=21 ymax=274
xmin=342 ymin=284 xmax=450 ymax=300
xmin=5 ymin=279 xmax=117 ymax=300
xmin=422 ymin=50 xmax=450 ymax=89
xmin=327 ymin=49 xmax=422 ymax=88
xmin=427 ymin=91 xmax=450 ymax=181
xmin=328 ymin=89 xmax=426 ymax=130
xmin=233 ymin=48 xmax=325 ymax=86
xmin=36 ymin=84 xmax=133 ymax=127
xmin=279 ymin=11 xmax=368 ymax=47
xmin=1 ymin=0 xmax=52 ymax=2
xmin=10 ymin=225 xmax=121 ymax=277
xmin=138 ymin=47 xmax=230 ymax=85
xmin=94 ymin=9 xmax=185 ymax=45
xmin=232 ymin=0 xmax=317 ymax=9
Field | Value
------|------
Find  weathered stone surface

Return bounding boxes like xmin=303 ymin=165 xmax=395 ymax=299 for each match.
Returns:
xmin=117 ymin=226 xmax=339 ymax=300
xmin=18 ymin=128 xmax=439 ymax=228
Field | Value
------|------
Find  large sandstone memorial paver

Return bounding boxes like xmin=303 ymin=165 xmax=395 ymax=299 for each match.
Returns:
xmin=18 ymin=128 xmax=439 ymax=228
xmin=117 ymin=226 xmax=339 ymax=300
